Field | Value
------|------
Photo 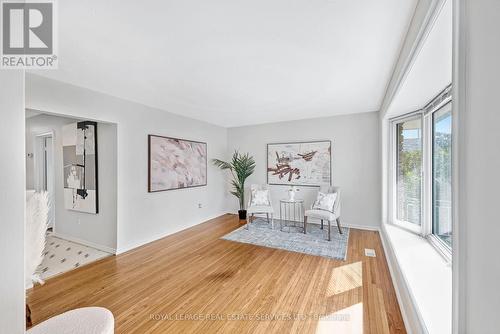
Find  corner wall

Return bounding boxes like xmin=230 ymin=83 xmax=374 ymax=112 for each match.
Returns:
xmin=26 ymin=74 xmax=229 ymax=254
xmin=455 ymin=0 xmax=500 ymax=331
xmin=0 ymin=71 xmax=25 ymax=333
xmin=227 ymin=112 xmax=381 ymax=230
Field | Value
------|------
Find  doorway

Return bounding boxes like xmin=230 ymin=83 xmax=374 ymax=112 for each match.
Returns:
xmin=25 ymin=111 xmax=116 ymax=283
xmin=34 ymin=133 xmax=55 ymax=230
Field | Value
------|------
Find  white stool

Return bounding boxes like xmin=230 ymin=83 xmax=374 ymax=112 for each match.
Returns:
xmin=27 ymin=307 xmax=114 ymax=334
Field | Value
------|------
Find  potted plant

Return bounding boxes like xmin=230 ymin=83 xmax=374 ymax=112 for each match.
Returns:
xmin=212 ymin=151 xmax=255 ymax=220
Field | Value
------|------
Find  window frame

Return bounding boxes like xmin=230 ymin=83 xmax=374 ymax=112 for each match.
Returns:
xmin=429 ymin=102 xmax=453 ymax=257
xmin=389 ymin=88 xmax=452 ymax=260
xmin=390 ymin=114 xmax=424 ymax=234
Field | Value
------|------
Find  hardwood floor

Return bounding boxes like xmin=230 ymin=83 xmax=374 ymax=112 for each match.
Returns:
xmin=27 ymin=214 xmax=406 ymax=334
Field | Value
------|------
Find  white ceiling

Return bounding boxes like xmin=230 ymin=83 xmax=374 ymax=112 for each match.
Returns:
xmin=386 ymin=0 xmax=452 ymax=117
xmin=31 ymin=0 xmax=418 ymax=127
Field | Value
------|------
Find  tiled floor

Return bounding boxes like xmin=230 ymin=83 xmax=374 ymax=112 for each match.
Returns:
xmin=39 ymin=235 xmax=111 ymax=281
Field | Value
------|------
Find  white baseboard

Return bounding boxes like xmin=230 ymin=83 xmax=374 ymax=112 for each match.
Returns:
xmin=51 ymin=232 xmax=116 ymax=254
xmin=314 ymin=221 xmax=379 ymax=231
xmin=291 ymin=217 xmax=380 ymax=232
xmin=340 ymin=222 xmax=380 ymax=231
xmin=379 ymin=224 xmax=428 ymax=334
xmin=232 ymin=212 xmax=381 ymax=232
xmin=117 ymin=211 xmax=228 ymax=254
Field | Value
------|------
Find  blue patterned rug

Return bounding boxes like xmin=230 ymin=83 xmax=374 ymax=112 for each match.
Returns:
xmin=222 ymin=218 xmax=350 ymax=260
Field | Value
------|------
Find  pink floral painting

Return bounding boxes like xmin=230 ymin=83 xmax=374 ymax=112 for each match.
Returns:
xmin=148 ymin=135 xmax=207 ymax=192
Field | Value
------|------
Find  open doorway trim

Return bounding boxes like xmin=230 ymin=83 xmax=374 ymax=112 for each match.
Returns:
xmin=34 ymin=131 xmax=56 ymax=231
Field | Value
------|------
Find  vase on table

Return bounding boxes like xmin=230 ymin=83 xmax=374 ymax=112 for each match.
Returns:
xmin=287 ymin=186 xmax=299 ymax=201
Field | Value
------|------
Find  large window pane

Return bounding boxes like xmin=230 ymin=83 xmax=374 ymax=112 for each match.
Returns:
xmin=432 ymin=107 xmax=452 ymax=247
xmin=396 ymin=119 xmax=422 ymax=225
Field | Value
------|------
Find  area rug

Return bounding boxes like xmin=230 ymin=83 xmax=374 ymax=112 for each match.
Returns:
xmin=222 ymin=218 xmax=350 ymax=260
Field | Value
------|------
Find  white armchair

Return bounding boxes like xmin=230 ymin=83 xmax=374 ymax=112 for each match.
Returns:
xmin=246 ymin=184 xmax=274 ymax=229
xmin=304 ymin=186 xmax=342 ymax=241
xmin=27 ymin=307 xmax=114 ymax=334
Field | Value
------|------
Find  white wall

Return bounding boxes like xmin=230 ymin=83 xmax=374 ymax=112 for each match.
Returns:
xmin=227 ymin=112 xmax=380 ymax=229
xmin=26 ymin=74 xmax=228 ymax=253
xmin=455 ymin=0 xmax=500 ymax=332
xmin=0 ymin=71 xmax=25 ymax=333
xmin=25 ymin=114 xmax=118 ymax=252
xmin=379 ymin=0 xmax=442 ymax=113
xmin=387 ymin=0 xmax=452 ymax=117
xmin=25 ymin=117 xmax=36 ymax=190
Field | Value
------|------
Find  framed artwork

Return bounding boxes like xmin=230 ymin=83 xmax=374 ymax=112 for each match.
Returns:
xmin=148 ymin=135 xmax=207 ymax=192
xmin=267 ymin=140 xmax=331 ymax=186
xmin=62 ymin=121 xmax=98 ymax=214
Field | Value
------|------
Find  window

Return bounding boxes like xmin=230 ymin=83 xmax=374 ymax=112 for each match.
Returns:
xmin=390 ymin=88 xmax=452 ymax=257
xmin=432 ymin=105 xmax=452 ymax=247
xmin=396 ymin=118 xmax=422 ymax=226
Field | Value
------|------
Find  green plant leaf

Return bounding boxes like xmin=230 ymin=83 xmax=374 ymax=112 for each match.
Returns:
xmin=211 ymin=158 xmax=233 ymax=171
xmin=212 ymin=151 xmax=255 ymax=210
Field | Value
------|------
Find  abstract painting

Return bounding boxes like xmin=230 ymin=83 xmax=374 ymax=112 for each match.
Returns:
xmin=62 ymin=121 xmax=98 ymax=214
xmin=267 ymin=141 xmax=331 ymax=186
xmin=148 ymin=135 xmax=207 ymax=192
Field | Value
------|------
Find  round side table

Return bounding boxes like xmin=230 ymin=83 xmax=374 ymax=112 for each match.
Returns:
xmin=279 ymin=199 xmax=305 ymax=233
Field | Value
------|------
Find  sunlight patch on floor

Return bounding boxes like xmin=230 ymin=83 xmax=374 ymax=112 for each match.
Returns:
xmin=315 ymin=302 xmax=363 ymax=334
xmin=326 ymin=261 xmax=363 ymax=296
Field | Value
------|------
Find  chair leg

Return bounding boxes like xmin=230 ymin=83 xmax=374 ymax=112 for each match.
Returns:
xmin=321 ymin=219 xmax=324 ymax=230
xmin=271 ymin=214 xmax=274 ymax=229
xmin=336 ymin=218 xmax=343 ymax=234
xmin=266 ymin=213 xmax=270 ymax=224
xmin=304 ymin=215 xmax=307 ymax=234
xmin=328 ymin=220 xmax=331 ymax=241
xmin=246 ymin=212 xmax=250 ymax=230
